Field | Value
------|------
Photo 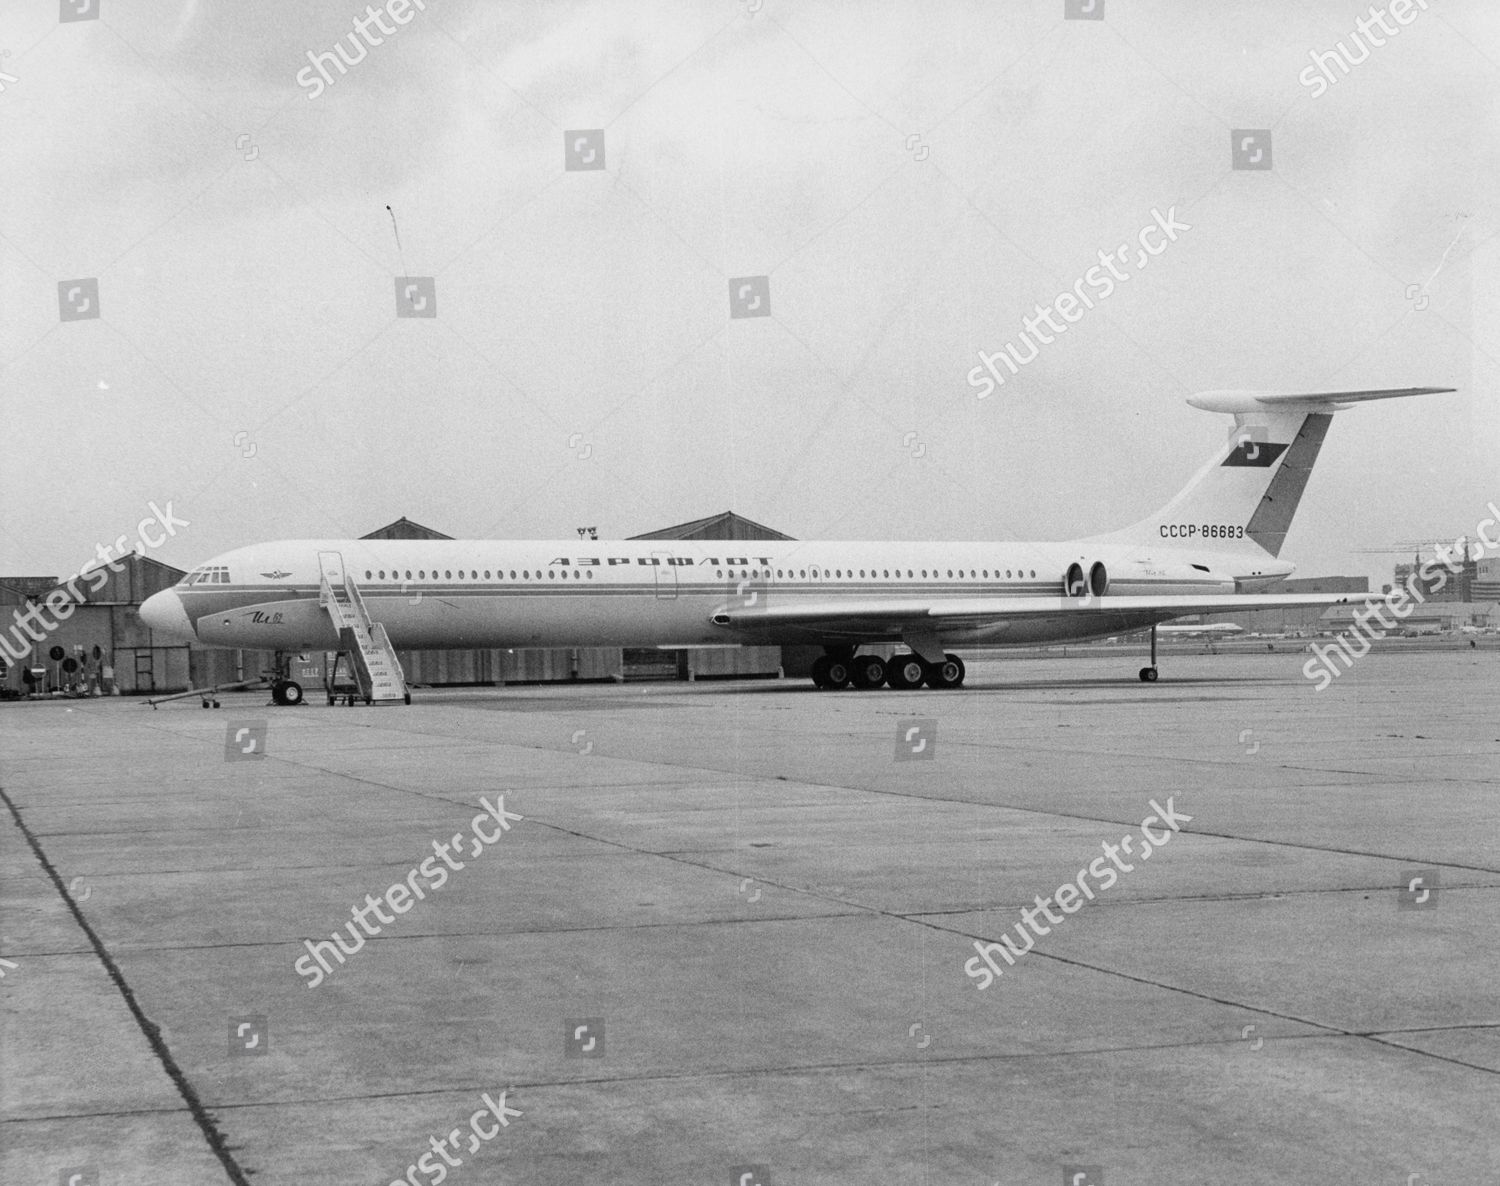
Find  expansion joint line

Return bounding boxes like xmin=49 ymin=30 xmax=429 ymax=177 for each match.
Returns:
xmin=0 ymin=787 xmax=253 ymax=1186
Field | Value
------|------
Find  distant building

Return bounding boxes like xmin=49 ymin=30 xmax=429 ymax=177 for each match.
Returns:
xmin=631 ymin=510 xmax=794 ymax=544
xmin=1223 ymin=575 xmax=1369 ymax=636
xmin=1474 ymin=556 xmax=1500 ymax=603
xmin=1 ymin=555 xmax=188 ymax=694
xmin=367 ymin=510 xmax=793 ymax=686
xmin=1322 ymin=601 xmax=1497 ymax=634
xmin=1394 ymin=552 xmax=1477 ymax=603
xmin=362 ymin=516 xmax=453 ymax=541
xmin=4 ymin=512 xmax=803 ymax=696
xmin=628 ymin=510 xmax=795 ymax=681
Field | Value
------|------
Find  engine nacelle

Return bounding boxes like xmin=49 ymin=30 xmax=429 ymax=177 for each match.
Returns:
xmin=1064 ymin=561 xmax=1109 ymax=597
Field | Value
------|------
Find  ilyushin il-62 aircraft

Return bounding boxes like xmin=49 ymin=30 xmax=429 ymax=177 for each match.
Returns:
xmin=141 ymin=387 xmax=1449 ymax=705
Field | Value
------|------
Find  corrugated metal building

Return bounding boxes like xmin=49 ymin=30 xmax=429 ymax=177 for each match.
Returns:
xmin=0 ymin=556 xmax=192 ymax=694
xmin=366 ymin=511 xmax=796 ymax=686
xmin=357 ymin=516 xmax=629 ymax=686
xmin=2 ymin=511 xmax=804 ymax=696
xmin=628 ymin=510 xmax=792 ymax=680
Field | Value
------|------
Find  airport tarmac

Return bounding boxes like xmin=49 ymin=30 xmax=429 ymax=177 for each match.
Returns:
xmin=2 ymin=649 xmax=1497 ymax=1185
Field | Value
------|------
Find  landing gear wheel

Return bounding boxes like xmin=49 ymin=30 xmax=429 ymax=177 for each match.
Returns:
xmin=811 ymin=656 xmax=832 ymax=689
xmin=885 ymin=654 xmax=926 ymax=690
xmin=823 ymin=658 xmax=852 ymax=689
xmin=273 ymin=679 xmax=304 ymax=705
xmin=924 ymin=654 xmax=965 ymax=689
xmin=1138 ymin=666 xmax=1158 ymax=682
xmin=850 ymin=655 xmax=887 ymax=689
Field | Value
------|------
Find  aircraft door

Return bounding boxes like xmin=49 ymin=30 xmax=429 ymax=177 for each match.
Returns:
xmin=652 ymin=551 xmax=677 ymax=600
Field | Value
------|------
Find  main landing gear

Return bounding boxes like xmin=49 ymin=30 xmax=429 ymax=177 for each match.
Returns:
xmin=810 ymin=650 xmax=965 ymax=691
xmin=271 ymin=679 xmax=304 ymax=706
xmin=1138 ymin=624 xmax=1159 ymax=683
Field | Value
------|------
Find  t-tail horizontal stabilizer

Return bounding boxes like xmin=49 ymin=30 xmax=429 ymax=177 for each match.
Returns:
xmin=1092 ymin=386 xmax=1454 ymax=558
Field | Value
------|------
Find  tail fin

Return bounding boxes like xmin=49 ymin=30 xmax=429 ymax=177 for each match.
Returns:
xmin=1092 ymin=387 xmax=1453 ymax=557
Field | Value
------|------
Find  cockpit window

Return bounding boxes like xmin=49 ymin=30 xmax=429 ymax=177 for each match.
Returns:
xmin=180 ymin=565 xmax=229 ymax=586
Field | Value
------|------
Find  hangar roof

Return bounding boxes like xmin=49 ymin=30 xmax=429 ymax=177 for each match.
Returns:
xmin=361 ymin=517 xmax=454 ymax=541
xmin=630 ymin=511 xmax=795 ymax=542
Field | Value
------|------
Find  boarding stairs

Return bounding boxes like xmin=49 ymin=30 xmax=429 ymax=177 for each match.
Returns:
xmin=317 ymin=551 xmax=410 ymax=705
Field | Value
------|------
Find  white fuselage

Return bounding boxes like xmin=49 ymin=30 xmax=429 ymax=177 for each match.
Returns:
xmin=149 ymin=537 xmax=1293 ymax=653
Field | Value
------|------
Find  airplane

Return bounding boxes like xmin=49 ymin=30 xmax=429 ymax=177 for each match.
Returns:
xmin=1154 ymin=622 xmax=1245 ymax=636
xmin=140 ymin=386 xmax=1452 ymax=704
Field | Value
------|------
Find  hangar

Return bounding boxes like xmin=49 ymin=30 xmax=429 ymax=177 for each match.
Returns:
xmin=0 ymin=512 xmax=801 ymax=698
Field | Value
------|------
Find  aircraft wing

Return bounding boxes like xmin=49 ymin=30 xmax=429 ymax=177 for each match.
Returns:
xmin=714 ymin=592 xmax=1363 ymax=634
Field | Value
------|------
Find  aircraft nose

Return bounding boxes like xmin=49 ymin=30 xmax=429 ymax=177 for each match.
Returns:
xmin=140 ymin=589 xmax=196 ymax=642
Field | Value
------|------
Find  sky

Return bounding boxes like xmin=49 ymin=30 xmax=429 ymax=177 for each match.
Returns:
xmin=1 ymin=0 xmax=1496 ymax=587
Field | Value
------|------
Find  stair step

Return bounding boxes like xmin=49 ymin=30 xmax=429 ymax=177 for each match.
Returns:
xmin=319 ymin=551 xmax=409 ymax=706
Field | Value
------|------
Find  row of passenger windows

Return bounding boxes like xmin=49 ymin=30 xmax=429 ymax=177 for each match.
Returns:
xmin=716 ymin=567 xmax=1038 ymax=580
xmin=363 ymin=566 xmax=1039 ymax=582
xmin=366 ymin=569 xmax=592 ymax=581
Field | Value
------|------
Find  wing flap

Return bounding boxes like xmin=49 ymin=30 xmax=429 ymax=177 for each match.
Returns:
xmin=715 ymin=592 xmax=1361 ymax=631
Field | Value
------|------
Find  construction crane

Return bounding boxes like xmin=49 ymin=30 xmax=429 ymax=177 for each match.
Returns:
xmin=1351 ymin=536 xmax=1478 ymax=559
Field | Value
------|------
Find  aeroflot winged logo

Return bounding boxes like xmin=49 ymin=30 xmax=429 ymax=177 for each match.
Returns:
xmin=260 ymin=570 xmax=291 ymax=579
